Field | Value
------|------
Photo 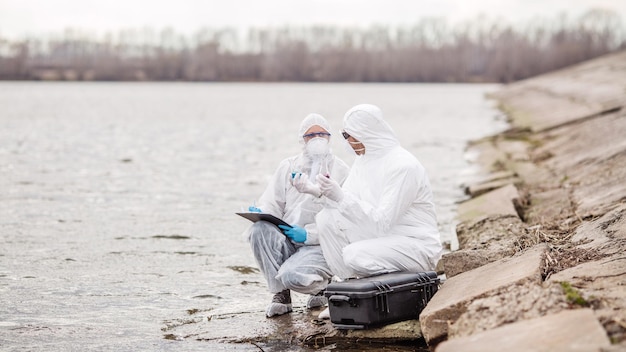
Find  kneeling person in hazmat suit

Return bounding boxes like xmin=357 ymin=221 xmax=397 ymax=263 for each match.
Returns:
xmin=296 ymin=104 xmax=442 ymax=318
xmin=244 ymin=113 xmax=350 ymax=318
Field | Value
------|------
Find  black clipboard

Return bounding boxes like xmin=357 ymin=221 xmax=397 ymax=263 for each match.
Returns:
xmin=236 ymin=212 xmax=293 ymax=229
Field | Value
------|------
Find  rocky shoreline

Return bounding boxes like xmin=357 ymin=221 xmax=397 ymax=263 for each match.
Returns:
xmin=422 ymin=49 xmax=626 ymax=351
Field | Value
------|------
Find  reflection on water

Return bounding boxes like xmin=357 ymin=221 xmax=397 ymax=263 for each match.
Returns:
xmin=0 ymin=82 xmax=507 ymax=351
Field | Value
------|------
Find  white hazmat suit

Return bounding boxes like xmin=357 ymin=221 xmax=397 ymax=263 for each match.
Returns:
xmin=244 ymin=114 xmax=350 ymax=315
xmin=316 ymin=104 xmax=442 ymax=279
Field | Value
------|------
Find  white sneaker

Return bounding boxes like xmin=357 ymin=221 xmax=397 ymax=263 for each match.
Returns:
xmin=318 ymin=307 xmax=330 ymax=320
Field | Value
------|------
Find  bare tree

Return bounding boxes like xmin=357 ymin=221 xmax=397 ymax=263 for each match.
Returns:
xmin=0 ymin=9 xmax=624 ymax=83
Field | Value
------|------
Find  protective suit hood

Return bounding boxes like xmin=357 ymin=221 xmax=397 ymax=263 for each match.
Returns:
xmin=343 ymin=104 xmax=399 ymax=157
xmin=299 ymin=113 xmax=331 ymax=142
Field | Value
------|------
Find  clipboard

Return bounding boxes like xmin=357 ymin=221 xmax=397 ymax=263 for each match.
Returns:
xmin=236 ymin=212 xmax=293 ymax=229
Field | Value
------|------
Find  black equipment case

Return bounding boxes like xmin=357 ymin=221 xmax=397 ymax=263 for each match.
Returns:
xmin=324 ymin=271 xmax=439 ymax=329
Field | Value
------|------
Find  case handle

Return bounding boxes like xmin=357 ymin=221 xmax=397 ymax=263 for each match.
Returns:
xmin=329 ymin=294 xmax=350 ymax=303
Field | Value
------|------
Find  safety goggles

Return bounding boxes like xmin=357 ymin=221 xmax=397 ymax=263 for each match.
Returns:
xmin=303 ymin=132 xmax=331 ymax=140
xmin=341 ymin=131 xmax=350 ymax=139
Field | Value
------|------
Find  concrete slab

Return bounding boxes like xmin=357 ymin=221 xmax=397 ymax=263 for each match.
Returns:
xmin=465 ymin=177 xmax=520 ymax=198
xmin=456 ymin=184 xmax=520 ymax=224
xmin=523 ymin=188 xmax=574 ymax=224
xmin=447 ymin=215 xmax=531 ymax=286
xmin=571 ymin=151 xmax=626 ymax=219
xmin=507 ymin=160 xmax=555 ymax=189
xmin=455 ymin=215 xmax=527 ymax=254
xmin=498 ymin=88 xmax=604 ymax=132
xmin=419 ymin=244 xmax=546 ymax=347
xmin=548 ymin=254 xmax=626 ymax=314
xmin=487 ymin=108 xmax=626 ymax=222
xmin=499 ymin=139 xmax=532 ymax=162
xmin=462 ymin=170 xmax=517 ymax=194
xmin=535 ymin=111 xmax=626 ymax=173
xmin=572 ymin=204 xmax=626 ymax=255
xmin=604 ymin=343 xmax=626 ymax=352
xmin=462 ymin=137 xmax=532 ymax=188
xmin=441 ymin=249 xmax=494 ymax=278
xmin=464 ymin=137 xmax=510 ymax=175
xmin=491 ymin=50 xmax=626 ymax=133
xmin=447 ymin=281 xmax=569 ymax=338
xmin=470 ymin=170 xmax=518 ymax=184
xmin=435 ymin=309 xmax=611 ymax=352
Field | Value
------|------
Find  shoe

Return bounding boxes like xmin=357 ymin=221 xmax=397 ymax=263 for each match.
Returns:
xmin=318 ymin=307 xmax=330 ymax=320
xmin=266 ymin=289 xmax=292 ymax=317
xmin=306 ymin=291 xmax=328 ymax=309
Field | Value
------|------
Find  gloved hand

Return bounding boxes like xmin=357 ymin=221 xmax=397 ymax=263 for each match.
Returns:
xmin=248 ymin=205 xmax=262 ymax=213
xmin=316 ymin=174 xmax=344 ymax=202
xmin=278 ymin=224 xmax=307 ymax=243
xmin=291 ymin=172 xmax=322 ymax=198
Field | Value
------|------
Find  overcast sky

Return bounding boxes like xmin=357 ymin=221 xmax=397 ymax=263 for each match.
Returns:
xmin=1 ymin=0 xmax=624 ymax=39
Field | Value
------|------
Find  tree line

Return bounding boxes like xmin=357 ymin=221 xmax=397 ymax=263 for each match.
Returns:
xmin=0 ymin=9 xmax=624 ymax=83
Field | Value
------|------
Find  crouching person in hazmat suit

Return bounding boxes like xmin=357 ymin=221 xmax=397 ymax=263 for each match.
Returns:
xmin=294 ymin=104 xmax=442 ymax=319
xmin=244 ymin=113 xmax=350 ymax=318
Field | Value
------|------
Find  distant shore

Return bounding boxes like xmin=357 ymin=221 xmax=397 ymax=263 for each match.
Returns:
xmin=2 ymin=12 xmax=624 ymax=83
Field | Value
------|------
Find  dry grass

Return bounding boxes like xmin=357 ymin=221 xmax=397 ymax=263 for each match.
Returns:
xmin=509 ymin=219 xmax=606 ymax=280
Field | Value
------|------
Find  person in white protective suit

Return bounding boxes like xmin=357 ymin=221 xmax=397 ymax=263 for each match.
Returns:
xmin=294 ymin=104 xmax=442 ymax=291
xmin=244 ymin=113 xmax=350 ymax=318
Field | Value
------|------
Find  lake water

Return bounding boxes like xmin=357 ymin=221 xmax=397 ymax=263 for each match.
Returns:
xmin=0 ymin=82 xmax=508 ymax=350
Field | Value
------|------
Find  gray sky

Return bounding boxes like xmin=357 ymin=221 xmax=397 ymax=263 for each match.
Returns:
xmin=1 ymin=0 xmax=624 ymax=39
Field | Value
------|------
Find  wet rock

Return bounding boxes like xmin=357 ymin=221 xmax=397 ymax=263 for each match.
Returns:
xmin=164 ymin=304 xmax=428 ymax=350
xmin=304 ymin=319 xmax=425 ymax=348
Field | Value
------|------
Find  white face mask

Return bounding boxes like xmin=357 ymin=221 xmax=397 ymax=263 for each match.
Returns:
xmin=306 ymin=137 xmax=330 ymax=156
xmin=342 ymin=137 xmax=356 ymax=155
xmin=349 ymin=140 xmax=365 ymax=154
xmin=341 ymin=137 xmax=365 ymax=155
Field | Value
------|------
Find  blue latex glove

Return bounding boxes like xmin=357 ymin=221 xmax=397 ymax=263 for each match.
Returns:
xmin=248 ymin=205 xmax=262 ymax=213
xmin=278 ymin=224 xmax=307 ymax=243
